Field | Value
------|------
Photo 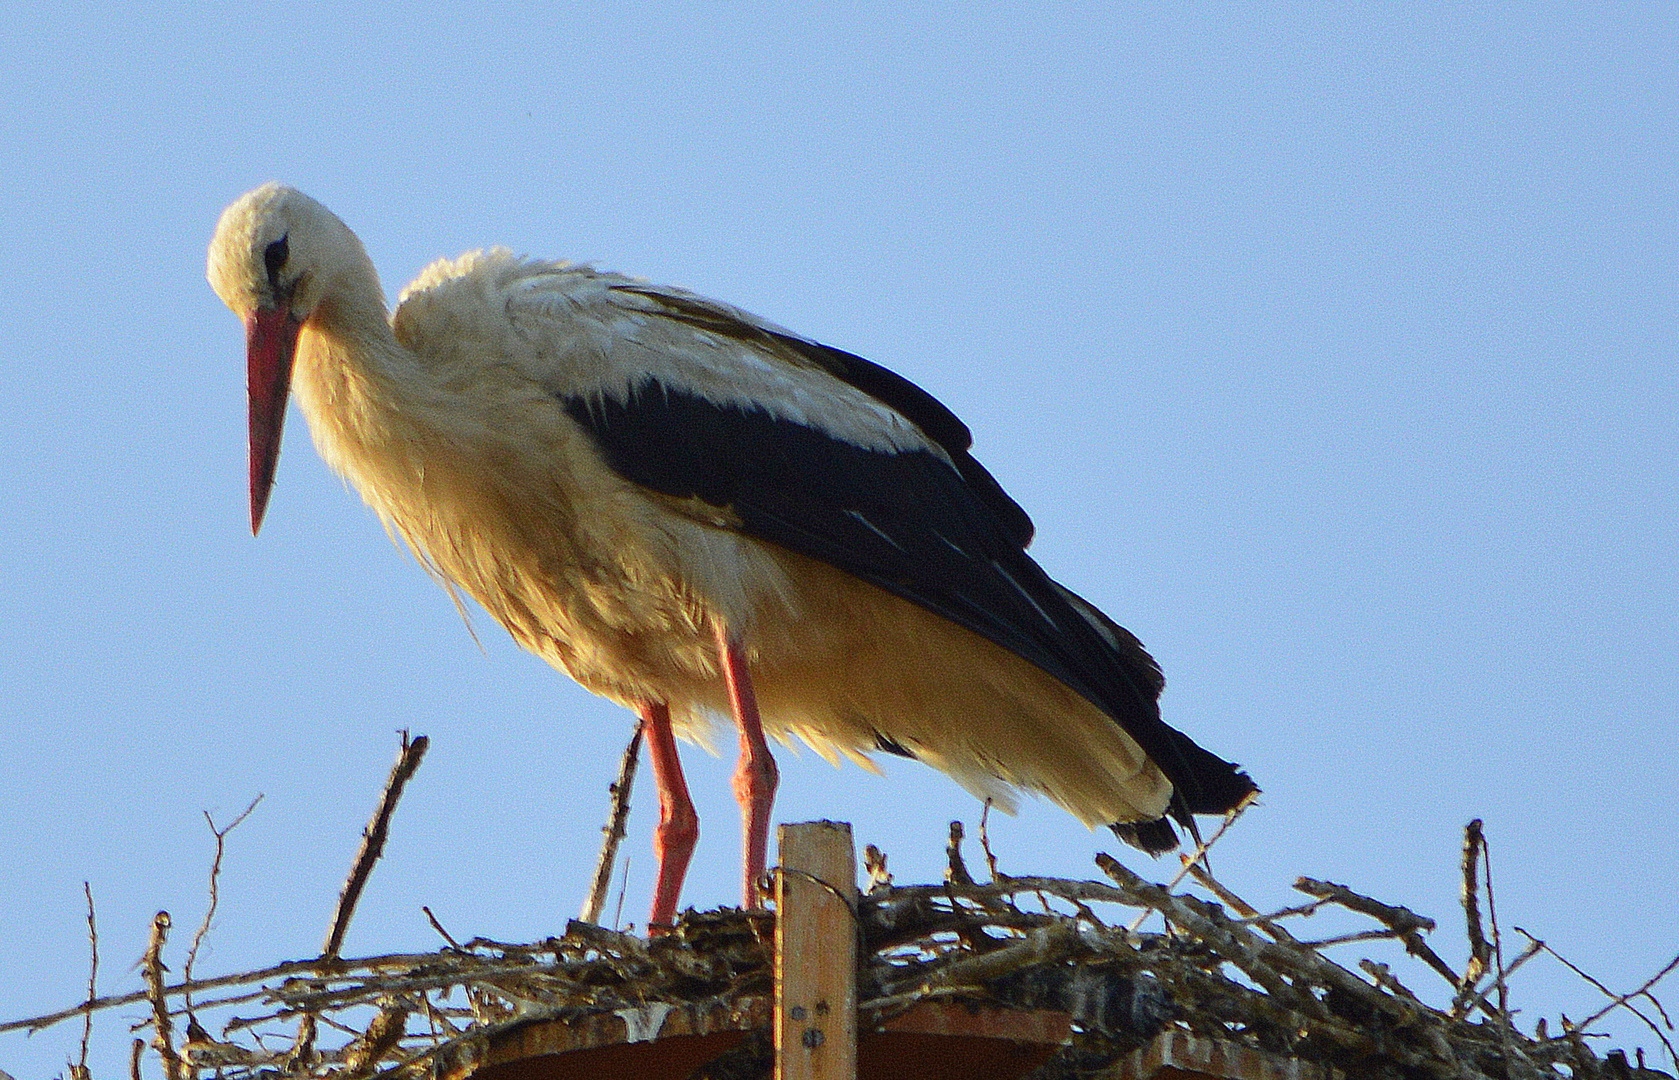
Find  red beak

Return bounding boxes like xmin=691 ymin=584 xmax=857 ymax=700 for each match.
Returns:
xmin=247 ymin=306 xmax=303 ymax=535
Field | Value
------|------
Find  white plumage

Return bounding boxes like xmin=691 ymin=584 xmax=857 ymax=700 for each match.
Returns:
xmin=208 ymin=183 xmax=1254 ymax=929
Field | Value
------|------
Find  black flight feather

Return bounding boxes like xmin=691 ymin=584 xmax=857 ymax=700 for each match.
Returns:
xmin=558 ymin=372 xmax=1256 ymax=840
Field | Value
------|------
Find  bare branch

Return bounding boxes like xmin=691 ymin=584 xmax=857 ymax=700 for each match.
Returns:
xmin=324 ymin=733 xmax=429 ymax=960
xmin=1292 ymin=873 xmax=1471 ymax=1001
xmin=977 ymin=799 xmax=1001 ymax=883
xmin=422 ymin=907 xmax=462 ymax=950
xmin=1460 ymin=819 xmax=1490 ymax=992
xmin=1523 ymin=929 xmax=1679 ymax=1069
xmin=76 ymin=882 xmax=97 ymax=1080
xmin=1124 ymin=797 xmax=1254 ymax=933
xmin=612 ymin=851 xmax=631 ymax=932
xmin=297 ymin=732 xmax=427 ymax=1069
xmin=581 ymin=722 xmax=642 ymax=924
xmin=143 ymin=911 xmax=183 ymax=1080
xmin=944 ymin=820 xmax=973 ymax=886
xmin=1292 ymin=875 xmax=1436 ymax=935
xmin=186 ymin=794 xmax=264 ymax=1006
xmin=1474 ymin=826 xmax=1536 ymax=1079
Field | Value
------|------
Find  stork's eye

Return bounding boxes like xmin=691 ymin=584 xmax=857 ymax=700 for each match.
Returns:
xmin=263 ymin=235 xmax=290 ymax=283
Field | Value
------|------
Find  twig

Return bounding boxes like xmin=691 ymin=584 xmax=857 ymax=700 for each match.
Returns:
xmin=1361 ymin=959 xmax=1421 ymax=1002
xmin=1124 ymin=798 xmax=1252 ymax=933
xmin=1571 ymin=954 xmax=1679 ymax=1041
xmin=874 ymin=876 xmax=1154 ymax=910
xmin=1179 ymin=856 xmax=1310 ymax=948
xmin=1452 ymin=939 xmax=1546 ymax=1020
xmin=865 ymin=921 xmax=1080 ymax=1007
xmin=1524 ymin=931 xmax=1679 ymax=1068
xmin=977 ymin=799 xmax=1001 ymax=883
xmin=1460 ymin=819 xmax=1490 ymax=992
xmin=581 ymin=722 xmax=642 ymax=924
xmin=143 ymin=911 xmax=183 ymax=1080
xmin=1295 ymin=928 xmax=1409 ymax=948
xmin=612 ymin=852 xmax=631 ymax=932
xmin=76 ymin=882 xmax=97 ymax=1080
xmin=324 ymin=733 xmax=429 ymax=960
xmin=1181 ymin=858 xmax=1259 ymax=915
xmin=187 ymin=794 xmax=264 ymax=1007
xmin=863 ymin=844 xmax=893 ymax=895
xmin=300 ymin=732 xmax=428 ymax=1068
xmin=1168 ymin=795 xmax=1252 ymax=890
xmin=1231 ymin=898 xmax=1329 ymax=930
xmin=422 ymin=907 xmax=463 ymax=950
xmin=1292 ymin=875 xmax=1468 ymax=997
xmin=944 ymin=820 xmax=973 ymax=886
xmin=1476 ymin=826 xmax=1534 ymax=1078
xmin=1292 ymin=876 xmax=1436 ymax=935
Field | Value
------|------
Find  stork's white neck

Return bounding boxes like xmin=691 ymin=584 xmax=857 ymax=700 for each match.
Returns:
xmin=289 ymin=293 xmax=427 ymax=496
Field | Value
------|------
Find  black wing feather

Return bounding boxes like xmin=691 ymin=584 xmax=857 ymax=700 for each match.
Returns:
xmin=609 ymin=284 xmax=1035 ymax=547
xmin=560 ymin=377 xmax=1255 ymax=822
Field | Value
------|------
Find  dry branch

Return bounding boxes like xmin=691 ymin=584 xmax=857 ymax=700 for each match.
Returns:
xmin=1292 ymin=876 xmax=1436 ymax=935
xmin=1293 ymin=874 xmax=1468 ymax=997
xmin=187 ymin=794 xmax=263 ymax=1007
xmin=1461 ymin=819 xmax=1491 ymax=991
xmin=293 ymin=732 xmax=427 ymax=1070
xmin=142 ymin=911 xmax=183 ymax=1080
xmin=422 ymin=907 xmax=462 ymax=950
xmin=75 ymin=881 xmax=97 ymax=1080
xmin=944 ymin=820 xmax=974 ymax=885
xmin=324 ymin=734 xmax=428 ymax=960
xmin=1524 ymin=932 xmax=1679 ymax=1066
xmin=581 ymin=722 xmax=642 ymax=925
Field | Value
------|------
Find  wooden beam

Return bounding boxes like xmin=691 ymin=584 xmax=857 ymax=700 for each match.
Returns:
xmin=775 ymin=821 xmax=858 ymax=1080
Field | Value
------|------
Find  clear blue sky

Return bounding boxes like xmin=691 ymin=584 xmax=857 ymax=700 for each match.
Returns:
xmin=3 ymin=5 xmax=1675 ymax=1078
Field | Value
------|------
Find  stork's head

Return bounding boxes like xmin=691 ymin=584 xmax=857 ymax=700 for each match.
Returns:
xmin=208 ymin=183 xmax=380 ymax=534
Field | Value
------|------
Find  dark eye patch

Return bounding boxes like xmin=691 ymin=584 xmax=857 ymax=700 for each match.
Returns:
xmin=263 ymin=235 xmax=289 ymax=284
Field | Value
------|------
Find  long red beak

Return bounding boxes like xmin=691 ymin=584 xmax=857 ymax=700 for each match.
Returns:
xmin=247 ymin=306 xmax=303 ymax=535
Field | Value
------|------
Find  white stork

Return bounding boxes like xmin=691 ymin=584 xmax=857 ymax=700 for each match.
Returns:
xmin=208 ymin=183 xmax=1255 ymax=930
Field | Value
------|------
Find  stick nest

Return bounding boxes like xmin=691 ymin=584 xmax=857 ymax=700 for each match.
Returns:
xmin=8 ymin=741 xmax=1672 ymax=1080
xmin=14 ymin=846 xmax=1674 ymax=1080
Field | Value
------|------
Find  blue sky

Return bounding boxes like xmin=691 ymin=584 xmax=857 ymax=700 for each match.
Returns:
xmin=2 ymin=5 xmax=1675 ymax=1078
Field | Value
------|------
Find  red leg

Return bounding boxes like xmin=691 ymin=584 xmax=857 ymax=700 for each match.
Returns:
xmin=716 ymin=625 xmax=778 ymax=909
xmin=640 ymin=700 xmax=697 ymax=932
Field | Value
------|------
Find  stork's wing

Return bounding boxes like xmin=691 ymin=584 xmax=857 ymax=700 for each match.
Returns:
xmin=554 ymin=298 xmax=1254 ymax=818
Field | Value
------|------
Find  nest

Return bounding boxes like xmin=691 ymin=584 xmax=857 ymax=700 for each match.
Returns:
xmin=11 ymin=830 xmax=1676 ymax=1080
xmin=7 ymin=738 xmax=1673 ymax=1080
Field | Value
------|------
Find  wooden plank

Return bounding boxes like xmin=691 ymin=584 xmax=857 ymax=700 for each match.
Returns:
xmin=775 ymin=821 xmax=858 ymax=1080
xmin=459 ymin=997 xmax=772 ymax=1080
xmin=1112 ymin=1030 xmax=1343 ymax=1080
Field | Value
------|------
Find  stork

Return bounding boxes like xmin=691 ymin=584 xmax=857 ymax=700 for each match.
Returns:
xmin=208 ymin=183 xmax=1256 ymax=930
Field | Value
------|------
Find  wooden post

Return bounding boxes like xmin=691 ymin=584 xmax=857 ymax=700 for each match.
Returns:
xmin=775 ymin=821 xmax=858 ymax=1080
